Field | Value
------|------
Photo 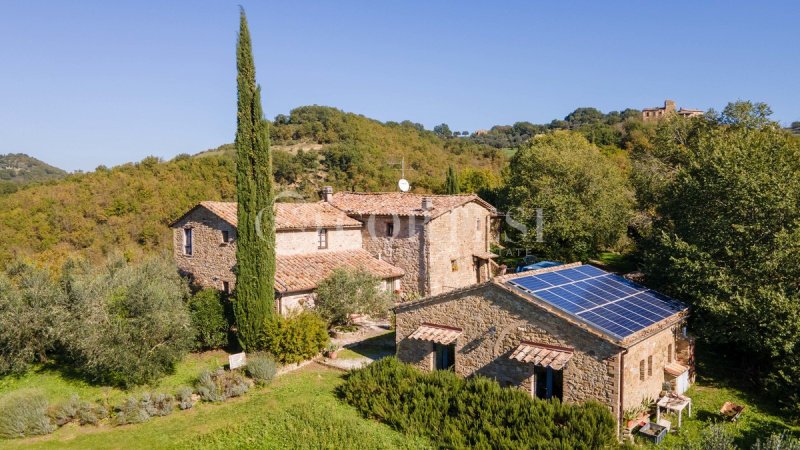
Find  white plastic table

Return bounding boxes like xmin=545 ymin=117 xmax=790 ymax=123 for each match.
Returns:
xmin=656 ymin=394 xmax=692 ymax=429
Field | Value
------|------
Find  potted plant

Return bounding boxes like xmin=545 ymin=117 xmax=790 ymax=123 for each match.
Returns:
xmin=324 ymin=342 xmax=340 ymax=359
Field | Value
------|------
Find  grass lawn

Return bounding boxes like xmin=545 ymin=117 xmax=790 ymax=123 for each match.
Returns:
xmin=638 ymin=346 xmax=800 ymax=448
xmin=592 ymin=251 xmax=636 ymax=274
xmin=0 ymin=363 xmax=431 ymax=450
xmin=0 ymin=351 xmax=229 ymax=407
xmin=336 ymin=331 xmax=395 ymax=360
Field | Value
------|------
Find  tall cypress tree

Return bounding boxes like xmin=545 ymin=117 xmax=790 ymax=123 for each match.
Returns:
xmin=233 ymin=8 xmax=275 ymax=350
xmin=444 ymin=165 xmax=460 ymax=194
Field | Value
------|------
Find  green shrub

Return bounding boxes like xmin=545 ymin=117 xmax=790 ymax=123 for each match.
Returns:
xmin=196 ymin=370 xmax=225 ymax=402
xmin=51 ymin=394 xmax=81 ymax=426
xmin=339 ymin=357 xmax=616 ymax=449
xmin=50 ymin=394 xmax=108 ymax=427
xmin=150 ymin=393 xmax=175 ymax=417
xmin=259 ymin=311 xmax=329 ymax=364
xmin=246 ymin=353 xmax=278 ymax=385
xmin=188 ymin=289 xmax=229 ymax=350
xmin=753 ymin=433 xmax=800 ymax=450
xmin=196 ymin=369 xmax=250 ymax=402
xmin=315 ymin=268 xmax=394 ymax=327
xmin=77 ymin=403 xmax=107 ymax=426
xmin=114 ymin=396 xmax=151 ymax=425
xmin=0 ymin=389 xmax=56 ymax=438
xmin=176 ymin=386 xmax=196 ymax=410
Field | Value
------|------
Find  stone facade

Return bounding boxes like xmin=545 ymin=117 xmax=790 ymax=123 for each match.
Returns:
xmin=171 ymin=204 xmax=400 ymax=314
xmin=354 ymin=200 xmax=494 ymax=298
xmin=359 ymin=214 xmax=427 ymax=295
xmin=642 ymin=99 xmax=703 ymax=122
xmin=173 ymin=191 xmax=498 ymax=311
xmin=276 ymin=228 xmax=362 ymax=255
xmin=621 ymin=326 xmax=681 ymax=410
xmin=395 ymin=271 xmax=692 ymax=431
xmin=396 ymin=284 xmax=621 ymax=409
xmin=427 ymin=201 xmax=493 ymax=295
xmin=172 ymin=207 xmax=237 ymax=291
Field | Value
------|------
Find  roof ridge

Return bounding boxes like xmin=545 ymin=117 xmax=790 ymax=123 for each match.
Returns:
xmin=334 ymin=191 xmax=477 ymax=197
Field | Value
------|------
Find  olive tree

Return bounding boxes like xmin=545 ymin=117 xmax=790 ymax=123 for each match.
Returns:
xmin=61 ymin=256 xmax=193 ymax=387
xmin=0 ymin=263 xmax=64 ymax=375
xmin=314 ymin=268 xmax=394 ymax=327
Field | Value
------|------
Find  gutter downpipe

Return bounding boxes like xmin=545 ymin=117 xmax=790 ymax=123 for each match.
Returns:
xmin=618 ymin=349 xmax=627 ymax=438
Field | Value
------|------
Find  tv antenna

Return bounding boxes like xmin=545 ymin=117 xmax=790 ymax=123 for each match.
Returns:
xmin=388 ymin=156 xmax=411 ymax=192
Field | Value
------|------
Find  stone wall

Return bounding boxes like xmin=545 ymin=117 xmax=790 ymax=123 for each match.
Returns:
xmin=395 ymin=284 xmax=621 ymax=410
xmin=622 ymin=326 xmax=679 ymax=410
xmin=359 ymin=214 xmax=427 ymax=296
xmin=173 ymin=206 xmax=365 ymax=292
xmin=427 ymin=202 xmax=493 ymax=295
xmin=276 ymin=228 xmax=362 ymax=255
xmin=172 ymin=207 xmax=237 ymax=291
xmin=279 ymin=290 xmax=314 ymax=315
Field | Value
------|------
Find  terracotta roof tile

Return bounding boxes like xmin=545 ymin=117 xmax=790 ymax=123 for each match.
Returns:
xmin=275 ymin=249 xmax=404 ymax=293
xmin=509 ymin=342 xmax=574 ymax=370
xmin=664 ymin=362 xmax=689 ymax=377
xmin=408 ymin=323 xmax=463 ymax=345
xmin=193 ymin=201 xmax=362 ymax=230
xmin=328 ymin=192 xmax=496 ymax=218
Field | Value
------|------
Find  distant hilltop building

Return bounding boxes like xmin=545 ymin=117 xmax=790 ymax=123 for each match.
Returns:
xmin=642 ymin=100 xmax=703 ymax=122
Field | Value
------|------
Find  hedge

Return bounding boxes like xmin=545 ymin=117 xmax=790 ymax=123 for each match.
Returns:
xmin=338 ymin=357 xmax=616 ymax=450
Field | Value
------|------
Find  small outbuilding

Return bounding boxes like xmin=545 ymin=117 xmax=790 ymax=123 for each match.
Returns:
xmin=395 ymin=262 xmax=693 ymax=430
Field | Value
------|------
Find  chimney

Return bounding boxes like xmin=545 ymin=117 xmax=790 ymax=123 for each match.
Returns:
xmin=422 ymin=197 xmax=433 ymax=211
xmin=322 ymin=186 xmax=333 ymax=203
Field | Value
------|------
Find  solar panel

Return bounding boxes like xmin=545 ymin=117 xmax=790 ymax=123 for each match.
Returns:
xmin=506 ymin=265 xmax=687 ymax=339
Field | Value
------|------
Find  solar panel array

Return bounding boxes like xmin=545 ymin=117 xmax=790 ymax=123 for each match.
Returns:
xmin=506 ymin=265 xmax=687 ymax=339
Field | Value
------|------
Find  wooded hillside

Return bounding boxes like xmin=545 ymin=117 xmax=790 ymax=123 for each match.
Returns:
xmin=0 ymin=106 xmax=505 ymax=268
xmin=0 ymin=153 xmax=67 ymax=194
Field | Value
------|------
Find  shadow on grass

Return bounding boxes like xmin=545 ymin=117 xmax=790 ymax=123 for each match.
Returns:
xmin=341 ymin=332 xmax=395 ymax=360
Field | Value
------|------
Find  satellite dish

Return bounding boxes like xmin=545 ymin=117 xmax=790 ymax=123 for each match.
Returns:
xmin=398 ymin=178 xmax=410 ymax=192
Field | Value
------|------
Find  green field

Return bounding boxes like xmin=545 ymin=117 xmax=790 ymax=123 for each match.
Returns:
xmin=0 ymin=363 xmax=431 ymax=450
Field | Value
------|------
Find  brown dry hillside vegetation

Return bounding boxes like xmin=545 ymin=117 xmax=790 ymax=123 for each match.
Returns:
xmin=0 ymin=106 xmax=505 ymax=269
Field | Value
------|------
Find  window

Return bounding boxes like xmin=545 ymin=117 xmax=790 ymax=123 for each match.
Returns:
xmin=183 ymin=228 xmax=193 ymax=255
xmin=318 ymin=229 xmax=328 ymax=249
xmin=222 ymin=281 xmax=230 ymax=294
xmin=534 ymin=366 xmax=563 ymax=400
xmin=221 ymin=230 xmax=230 ymax=243
xmin=647 ymin=355 xmax=653 ymax=377
xmin=667 ymin=344 xmax=673 ymax=363
xmin=434 ymin=343 xmax=455 ymax=370
xmin=386 ymin=222 xmax=394 ymax=237
xmin=639 ymin=360 xmax=645 ymax=381
xmin=451 ymin=259 xmax=458 ymax=272
xmin=476 ymin=218 xmax=481 ymax=231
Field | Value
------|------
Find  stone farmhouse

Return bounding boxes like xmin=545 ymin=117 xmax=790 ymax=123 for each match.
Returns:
xmin=642 ymin=99 xmax=703 ymax=122
xmin=325 ymin=188 xmax=497 ymax=296
xmin=394 ymin=262 xmax=693 ymax=430
xmin=170 ymin=188 xmax=497 ymax=313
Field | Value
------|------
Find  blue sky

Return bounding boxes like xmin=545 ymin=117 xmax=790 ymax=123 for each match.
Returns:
xmin=1 ymin=1 xmax=798 ymax=171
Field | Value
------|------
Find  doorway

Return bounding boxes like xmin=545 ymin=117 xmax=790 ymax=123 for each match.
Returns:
xmin=434 ymin=343 xmax=455 ymax=370
xmin=533 ymin=366 xmax=563 ymax=400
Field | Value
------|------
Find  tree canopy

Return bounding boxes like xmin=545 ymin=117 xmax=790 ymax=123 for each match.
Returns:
xmin=638 ymin=104 xmax=800 ymax=414
xmin=504 ymin=131 xmax=634 ymax=261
